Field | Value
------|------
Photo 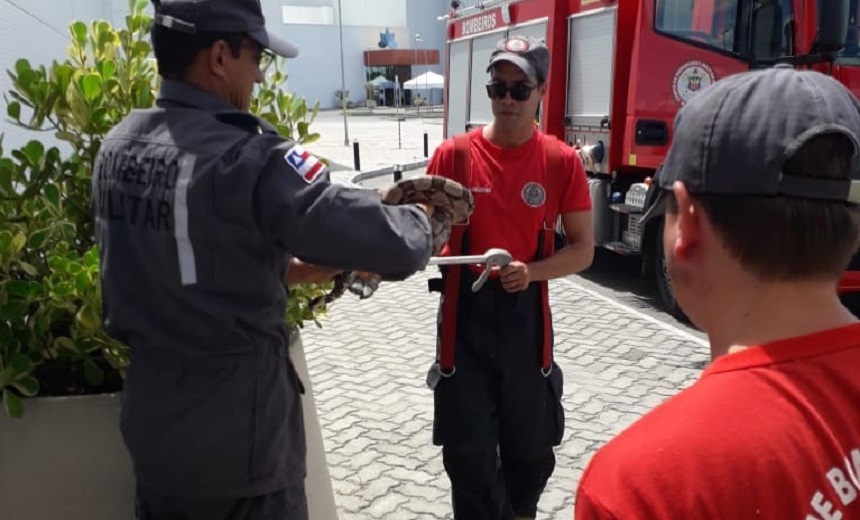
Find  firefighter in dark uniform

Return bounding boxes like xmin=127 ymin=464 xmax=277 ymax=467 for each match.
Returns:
xmin=426 ymin=37 xmax=595 ymax=519
xmin=91 ymin=1 xmax=440 ymax=519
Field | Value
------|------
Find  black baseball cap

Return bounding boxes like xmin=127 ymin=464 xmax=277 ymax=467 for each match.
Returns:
xmin=487 ymin=37 xmax=550 ymax=84
xmin=151 ymin=0 xmax=299 ymax=58
xmin=641 ymin=64 xmax=860 ymax=223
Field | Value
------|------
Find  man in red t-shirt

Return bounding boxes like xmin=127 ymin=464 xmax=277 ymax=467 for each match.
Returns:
xmin=575 ymin=66 xmax=860 ymax=519
xmin=426 ymin=37 xmax=594 ymax=520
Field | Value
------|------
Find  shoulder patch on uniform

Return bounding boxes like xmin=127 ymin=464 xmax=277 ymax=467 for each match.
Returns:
xmin=285 ymin=145 xmax=326 ymax=183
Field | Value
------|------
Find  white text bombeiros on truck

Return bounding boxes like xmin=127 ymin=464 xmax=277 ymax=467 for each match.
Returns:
xmin=461 ymin=13 xmax=498 ymax=37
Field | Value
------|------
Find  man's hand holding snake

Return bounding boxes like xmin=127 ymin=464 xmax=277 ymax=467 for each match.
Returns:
xmin=308 ymin=176 xmax=474 ymax=310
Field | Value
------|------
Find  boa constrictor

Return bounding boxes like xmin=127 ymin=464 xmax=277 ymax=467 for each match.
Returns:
xmin=308 ymin=175 xmax=474 ymax=311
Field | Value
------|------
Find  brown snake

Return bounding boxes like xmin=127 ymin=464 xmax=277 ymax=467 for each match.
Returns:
xmin=307 ymin=175 xmax=475 ymax=311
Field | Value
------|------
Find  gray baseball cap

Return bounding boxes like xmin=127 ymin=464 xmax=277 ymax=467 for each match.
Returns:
xmin=152 ymin=0 xmax=299 ymax=58
xmin=641 ymin=64 xmax=860 ymax=223
xmin=487 ymin=37 xmax=550 ymax=84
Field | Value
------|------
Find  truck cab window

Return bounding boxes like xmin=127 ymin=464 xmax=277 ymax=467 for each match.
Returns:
xmin=837 ymin=0 xmax=860 ymax=62
xmin=655 ymin=0 xmax=794 ymax=59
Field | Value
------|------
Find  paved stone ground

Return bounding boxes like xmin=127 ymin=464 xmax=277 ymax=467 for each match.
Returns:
xmin=306 ymin=109 xmax=444 ymax=174
xmin=294 ymin=111 xmax=709 ymax=518
xmin=301 ymin=271 xmax=710 ymax=519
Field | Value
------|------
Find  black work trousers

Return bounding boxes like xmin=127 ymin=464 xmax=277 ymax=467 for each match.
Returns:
xmin=135 ymin=483 xmax=308 ymax=520
xmin=430 ymin=268 xmax=565 ymax=519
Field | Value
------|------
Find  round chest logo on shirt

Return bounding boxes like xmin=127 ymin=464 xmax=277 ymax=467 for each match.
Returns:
xmin=672 ymin=60 xmax=716 ymax=105
xmin=521 ymin=182 xmax=546 ymax=208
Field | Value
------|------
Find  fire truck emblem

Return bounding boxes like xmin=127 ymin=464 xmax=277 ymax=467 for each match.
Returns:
xmin=522 ymin=182 xmax=546 ymax=208
xmin=672 ymin=60 xmax=716 ymax=105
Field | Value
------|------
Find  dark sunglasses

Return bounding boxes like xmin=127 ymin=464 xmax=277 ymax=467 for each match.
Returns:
xmin=485 ymin=81 xmax=537 ymax=101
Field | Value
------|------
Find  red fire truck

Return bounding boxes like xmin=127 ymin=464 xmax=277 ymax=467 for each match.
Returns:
xmin=439 ymin=0 xmax=860 ymax=317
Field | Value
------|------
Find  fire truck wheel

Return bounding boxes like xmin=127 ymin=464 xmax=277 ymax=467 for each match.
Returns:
xmin=654 ymin=220 xmax=687 ymax=321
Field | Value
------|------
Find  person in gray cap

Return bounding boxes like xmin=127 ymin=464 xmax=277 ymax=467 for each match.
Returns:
xmin=574 ymin=65 xmax=860 ymax=519
xmin=90 ymin=1 xmax=445 ymax=519
xmin=425 ymin=36 xmax=594 ymax=520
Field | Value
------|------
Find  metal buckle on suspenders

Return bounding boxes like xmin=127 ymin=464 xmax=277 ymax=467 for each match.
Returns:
xmin=426 ymin=362 xmax=452 ymax=391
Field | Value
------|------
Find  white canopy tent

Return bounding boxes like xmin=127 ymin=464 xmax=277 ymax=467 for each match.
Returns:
xmin=403 ymin=71 xmax=445 ymax=89
xmin=403 ymin=71 xmax=445 ymax=108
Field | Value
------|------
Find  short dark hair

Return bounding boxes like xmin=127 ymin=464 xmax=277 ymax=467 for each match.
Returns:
xmin=686 ymin=133 xmax=860 ymax=281
xmin=150 ymin=24 xmax=245 ymax=80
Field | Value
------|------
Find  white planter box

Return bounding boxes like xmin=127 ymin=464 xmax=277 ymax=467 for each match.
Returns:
xmin=290 ymin=329 xmax=341 ymax=520
xmin=0 ymin=393 xmax=136 ymax=520
xmin=0 ymin=330 xmax=339 ymax=519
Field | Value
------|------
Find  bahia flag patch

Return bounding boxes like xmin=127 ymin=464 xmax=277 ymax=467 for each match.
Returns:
xmin=285 ymin=145 xmax=326 ymax=183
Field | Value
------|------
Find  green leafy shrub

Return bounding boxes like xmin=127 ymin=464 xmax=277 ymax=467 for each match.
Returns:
xmin=0 ymin=0 xmax=328 ymax=418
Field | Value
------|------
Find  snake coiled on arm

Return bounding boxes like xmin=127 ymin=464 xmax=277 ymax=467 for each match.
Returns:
xmin=307 ymin=175 xmax=474 ymax=311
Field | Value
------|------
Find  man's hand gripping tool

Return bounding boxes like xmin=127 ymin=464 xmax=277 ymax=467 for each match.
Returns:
xmin=426 ymin=248 xmax=512 ymax=292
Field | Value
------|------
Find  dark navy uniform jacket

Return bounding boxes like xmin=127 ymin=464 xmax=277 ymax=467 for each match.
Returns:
xmin=91 ymin=80 xmax=432 ymax=498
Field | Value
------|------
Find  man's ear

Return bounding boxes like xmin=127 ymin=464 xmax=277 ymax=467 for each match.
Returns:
xmin=207 ymin=40 xmax=230 ymax=78
xmin=671 ymin=181 xmax=702 ymax=260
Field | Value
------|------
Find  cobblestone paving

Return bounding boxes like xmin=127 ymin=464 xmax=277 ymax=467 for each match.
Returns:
xmin=307 ymin=110 xmax=443 ymax=174
xmin=301 ymin=271 xmax=710 ymax=519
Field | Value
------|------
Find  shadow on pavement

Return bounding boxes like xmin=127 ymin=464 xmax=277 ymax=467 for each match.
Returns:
xmin=577 ymin=249 xmax=664 ymax=312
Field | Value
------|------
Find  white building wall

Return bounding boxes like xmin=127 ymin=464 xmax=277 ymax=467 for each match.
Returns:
xmin=279 ymin=0 xmax=450 ymax=109
xmin=0 ymin=0 xmax=452 ymax=150
xmin=0 ymin=0 xmax=125 ymax=150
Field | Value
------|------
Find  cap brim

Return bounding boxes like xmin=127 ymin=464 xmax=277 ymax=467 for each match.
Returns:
xmin=487 ymin=53 xmax=536 ymax=79
xmin=639 ymin=187 xmax=669 ymax=224
xmin=250 ymin=29 xmax=299 ymax=58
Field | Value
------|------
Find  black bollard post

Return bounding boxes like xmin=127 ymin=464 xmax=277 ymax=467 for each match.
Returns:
xmin=423 ymin=132 xmax=429 ymax=158
xmin=352 ymin=140 xmax=361 ymax=171
xmin=394 ymin=165 xmax=402 ymax=182
xmin=397 ymin=118 xmax=403 ymax=149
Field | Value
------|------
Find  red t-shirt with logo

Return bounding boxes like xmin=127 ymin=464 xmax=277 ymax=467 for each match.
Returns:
xmin=427 ymin=128 xmax=591 ymax=265
xmin=574 ymin=323 xmax=860 ymax=520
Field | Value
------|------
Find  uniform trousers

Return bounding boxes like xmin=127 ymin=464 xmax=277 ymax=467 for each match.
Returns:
xmin=135 ymin=483 xmax=308 ymax=520
xmin=431 ymin=268 xmax=565 ymax=519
